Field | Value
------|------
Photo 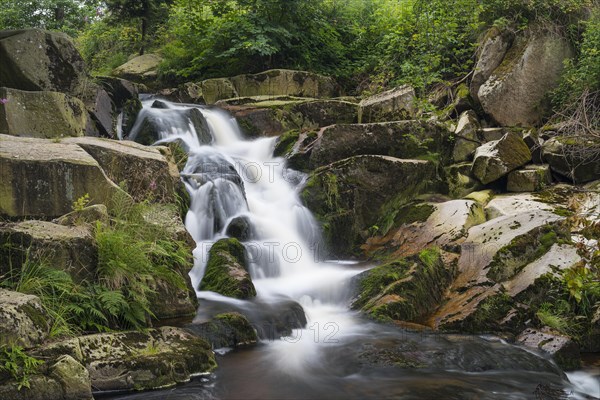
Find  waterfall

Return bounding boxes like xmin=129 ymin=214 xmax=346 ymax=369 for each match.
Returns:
xmin=129 ymin=98 xmax=360 ymax=317
xmin=113 ymin=98 xmax=600 ymax=400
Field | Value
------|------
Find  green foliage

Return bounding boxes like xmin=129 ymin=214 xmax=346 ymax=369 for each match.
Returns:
xmin=1 ymin=192 xmax=190 ymax=335
xmin=104 ymin=0 xmax=170 ymax=55
xmin=76 ymin=20 xmax=142 ymax=75
xmin=94 ymin=191 xmax=189 ymax=328
xmin=480 ymin=0 xmax=591 ymax=28
xmin=562 ymin=265 xmax=600 ymax=316
xmin=72 ymin=193 xmax=90 ymax=212
xmin=0 ymin=345 xmax=44 ymax=390
xmin=0 ymin=0 xmax=101 ymax=37
xmin=363 ymin=0 xmax=482 ymax=93
xmin=160 ymin=0 xmax=350 ymax=81
xmin=536 ymin=300 xmax=578 ymax=335
xmin=552 ymin=8 xmax=600 ymax=121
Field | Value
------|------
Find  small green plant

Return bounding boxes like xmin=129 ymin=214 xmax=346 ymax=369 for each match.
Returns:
xmin=536 ymin=300 xmax=575 ymax=334
xmin=72 ymin=193 xmax=90 ymax=212
xmin=0 ymin=345 xmax=44 ymax=390
xmin=563 ymin=265 xmax=600 ymax=316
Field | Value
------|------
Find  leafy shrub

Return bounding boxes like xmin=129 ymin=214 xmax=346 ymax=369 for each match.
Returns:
xmin=76 ymin=20 xmax=142 ymax=76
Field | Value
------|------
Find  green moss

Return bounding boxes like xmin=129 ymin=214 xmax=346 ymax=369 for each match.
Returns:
xmin=199 ymin=238 xmax=256 ymax=299
xmin=273 ymin=130 xmax=300 ymax=157
xmin=353 ymin=260 xmax=412 ymax=310
xmin=486 ymin=224 xmax=570 ymax=283
xmin=376 ymin=200 xmax=435 ymax=237
xmin=452 ymin=292 xmax=514 ymax=333
xmin=237 ymin=118 xmax=261 ymax=138
xmin=354 ymin=248 xmax=455 ymax=323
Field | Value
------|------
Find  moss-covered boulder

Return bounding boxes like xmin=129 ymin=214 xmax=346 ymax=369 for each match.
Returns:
xmin=542 ymin=137 xmax=600 ymax=184
xmin=190 ymin=312 xmax=258 ymax=349
xmin=221 ymin=97 xmax=357 ymax=138
xmin=201 ymin=70 xmax=338 ymax=104
xmin=49 ymin=355 xmax=93 ymax=400
xmin=476 ymin=27 xmax=573 ymax=126
xmin=472 ymin=132 xmax=531 ymax=184
xmin=302 ymin=155 xmax=439 ymax=257
xmin=364 ymin=199 xmax=486 ymax=260
xmin=0 ymin=87 xmax=89 ymax=138
xmin=0 ymin=220 xmax=97 ymax=283
xmin=0 ymin=29 xmax=87 ymax=96
xmin=431 ymin=206 xmax=576 ymax=332
xmin=112 ymin=54 xmax=162 ymax=87
xmin=0 ymin=135 xmax=122 ymax=219
xmin=200 ymin=238 xmax=256 ymax=299
xmin=351 ymin=248 xmax=456 ymax=323
xmin=48 ymin=327 xmax=217 ymax=392
xmin=470 ymin=27 xmax=514 ymax=104
xmin=64 ymin=137 xmax=181 ymax=203
xmin=445 ymin=162 xmax=485 ymax=198
xmin=0 ymin=289 xmax=49 ymax=348
xmin=358 ymin=85 xmax=416 ymax=123
xmin=507 ymin=165 xmax=552 ymax=192
xmin=308 ymin=120 xmax=452 ymax=169
xmin=200 ymin=78 xmax=238 ymax=104
xmin=230 ymin=69 xmax=338 ymax=99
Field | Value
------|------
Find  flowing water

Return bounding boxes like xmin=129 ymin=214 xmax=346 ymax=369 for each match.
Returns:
xmin=106 ymin=99 xmax=600 ymax=400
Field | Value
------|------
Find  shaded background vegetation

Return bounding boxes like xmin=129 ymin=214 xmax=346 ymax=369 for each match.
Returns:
xmin=0 ymin=0 xmax=596 ymax=102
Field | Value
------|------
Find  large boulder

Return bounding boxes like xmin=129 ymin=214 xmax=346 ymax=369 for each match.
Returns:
xmin=36 ymin=327 xmax=217 ymax=392
xmin=358 ymin=85 xmax=416 ymax=123
xmin=470 ymin=27 xmax=514 ymax=103
xmin=351 ymin=248 xmax=456 ymax=323
xmin=64 ymin=137 xmax=181 ymax=203
xmin=112 ymin=54 xmax=162 ymax=86
xmin=96 ymin=76 xmax=142 ymax=138
xmin=49 ymin=355 xmax=93 ymax=400
xmin=302 ymin=155 xmax=439 ymax=257
xmin=516 ymin=328 xmax=580 ymax=370
xmin=542 ymin=137 xmax=600 ymax=183
xmin=476 ymin=28 xmax=573 ymax=126
xmin=309 ymin=120 xmax=451 ymax=169
xmin=0 ymin=135 xmax=122 ymax=218
xmin=200 ymin=70 xmax=338 ymax=104
xmin=0 ymin=221 xmax=97 ymax=283
xmin=0 ymin=289 xmax=49 ymax=348
xmin=0 ymin=87 xmax=89 ymax=138
xmin=230 ymin=69 xmax=338 ymax=99
xmin=431 ymin=204 xmax=577 ymax=332
xmin=200 ymin=78 xmax=238 ymax=104
xmin=363 ymin=199 xmax=486 ymax=259
xmin=0 ymin=29 xmax=87 ymax=96
xmin=472 ymin=132 xmax=531 ymax=184
xmin=200 ymin=238 xmax=256 ymax=299
xmin=219 ymin=97 xmax=358 ymax=138
xmin=189 ymin=312 xmax=258 ymax=349
xmin=507 ymin=165 xmax=552 ymax=192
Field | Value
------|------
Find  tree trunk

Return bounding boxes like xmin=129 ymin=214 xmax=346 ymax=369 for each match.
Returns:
xmin=140 ymin=17 xmax=147 ymax=55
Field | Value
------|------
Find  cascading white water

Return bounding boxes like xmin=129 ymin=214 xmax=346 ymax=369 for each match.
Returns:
xmin=131 ymin=99 xmax=362 ymax=340
xmin=114 ymin=99 xmax=600 ymax=400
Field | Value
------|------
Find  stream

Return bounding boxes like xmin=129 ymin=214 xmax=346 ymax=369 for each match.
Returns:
xmin=106 ymin=99 xmax=600 ymax=400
